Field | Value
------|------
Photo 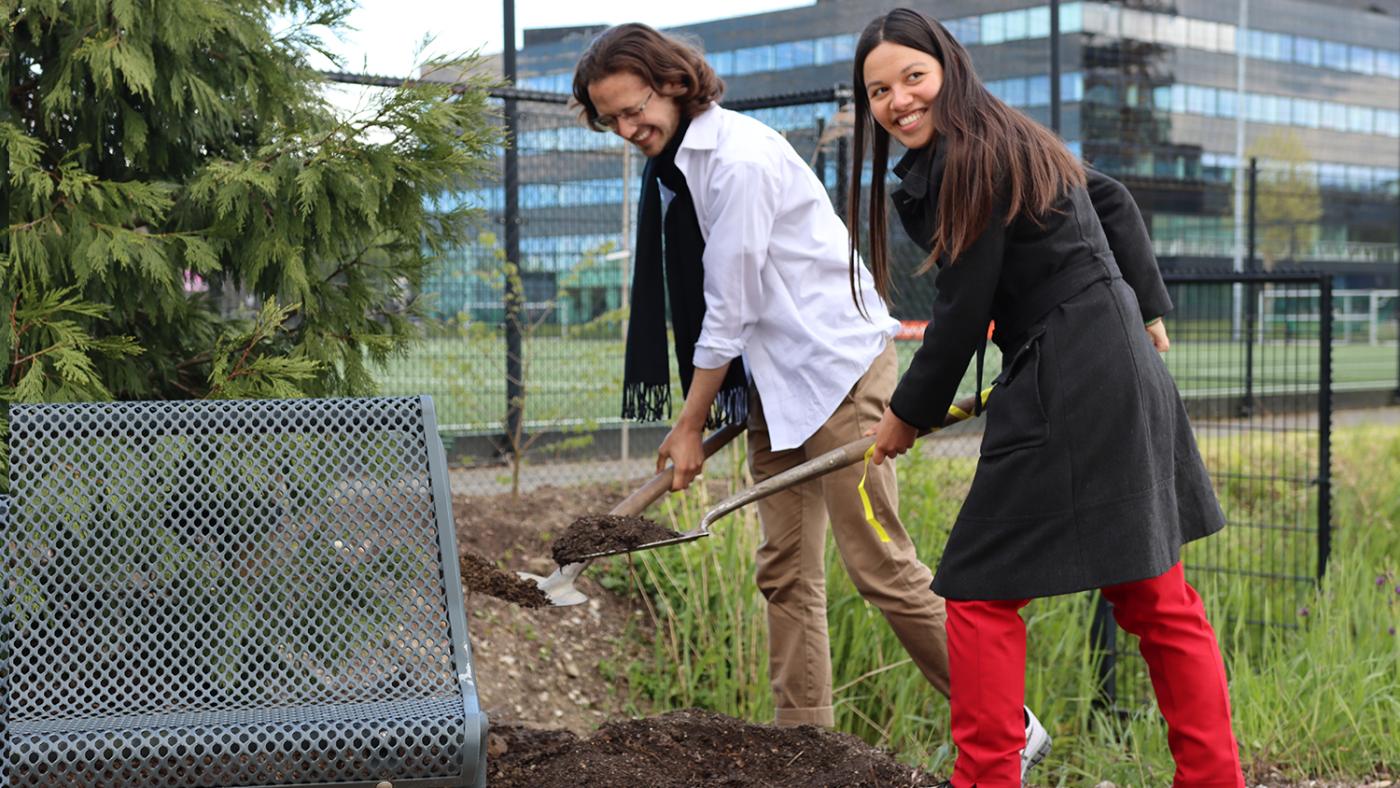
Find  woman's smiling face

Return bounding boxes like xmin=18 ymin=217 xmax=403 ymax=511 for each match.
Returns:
xmin=862 ymin=41 xmax=945 ymax=149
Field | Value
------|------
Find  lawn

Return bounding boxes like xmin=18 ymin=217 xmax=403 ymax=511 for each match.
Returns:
xmin=376 ymin=332 xmax=1399 ymax=433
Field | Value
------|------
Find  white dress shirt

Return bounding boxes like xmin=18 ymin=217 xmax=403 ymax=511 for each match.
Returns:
xmin=671 ymin=104 xmax=899 ymax=451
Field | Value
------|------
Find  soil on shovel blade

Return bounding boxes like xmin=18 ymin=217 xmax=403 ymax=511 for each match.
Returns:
xmin=459 ymin=550 xmax=551 ymax=609
xmin=487 ymin=708 xmax=938 ymax=787
xmin=551 ymin=514 xmax=683 ymax=566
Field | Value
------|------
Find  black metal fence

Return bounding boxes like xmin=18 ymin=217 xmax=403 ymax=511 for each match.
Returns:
xmin=1091 ymin=272 xmax=1334 ymax=708
xmin=357 ymin=83 xmax=1393 ymax=500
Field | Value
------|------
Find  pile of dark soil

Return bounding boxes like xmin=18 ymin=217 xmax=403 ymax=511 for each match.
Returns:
xmin=486 ymin=708 xmax=939 ymax=787
xmin=459 ymin=550 xmax=551 ymax=608
xmin=550 ymin=513 xmax=683 ymax=565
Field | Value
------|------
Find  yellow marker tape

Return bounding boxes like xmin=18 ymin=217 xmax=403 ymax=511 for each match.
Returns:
xmin=859 ymin=387 xmax=994 ymax=543
xmin=858 ymin=444 xmax=892 ymax=543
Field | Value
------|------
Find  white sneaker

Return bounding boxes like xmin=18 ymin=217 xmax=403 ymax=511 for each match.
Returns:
xmin=1021 ymin=706 xmax=1052 ymax=780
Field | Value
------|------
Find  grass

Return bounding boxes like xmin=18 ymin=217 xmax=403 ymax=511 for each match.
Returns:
xmin=377 ymin=332 xmax=1399 ymax=433
xmin=597 ymin=423 xmax=1400 ymax=784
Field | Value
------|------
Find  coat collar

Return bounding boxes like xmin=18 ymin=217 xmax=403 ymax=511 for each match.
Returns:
xmin=891 ymin=137 xmax=945 ymax=201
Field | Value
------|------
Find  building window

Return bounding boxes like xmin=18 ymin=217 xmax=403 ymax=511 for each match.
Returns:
xmin=1121 ymin=8 xmax=1154 ymax=41
xmin=1292 ymin=98 xmax=1321 ymax=128
xmin=1060 ymin=2 xmax=1084 ymax=34
xmin=1322 ymin=40 xmax=1349 ymax=70
xmin=1245 ymin=92 xmax=1267 ymax=123
xmin=1347 ymin=45 xmax=1376 ymax=75
xmin=1028 ymin=6 xmax=1050 ymax=38
xmin=1153 ymin=85 xmax=1172 ymax=111
xmin=1217 ymin=88 xmax=1238 ymax=118
xmin=1003 ymin=77 xmax=1028 ymax=106
xmin=831 ymin=34 xmax=856 ymax=61
xmin=947 ymin=17 xmax=979 ymax=45
xmin=710 ymin=51 xmax=733 ymax=76
xmin=1187 ymin=85 xmax=1212 ymax=116
xmin=1242 ymin=29 xmax=1265 ymax=58
xmin=1376 ymin=109 xmax=1400 ymax=137
xmin=1062 ymin=72 xmax=1084 ymax=102
xmin=1187 ymin=19 xmax=1218 ymax=52
xmin=774 ymin=41 xmax=813 ymax=70
xmin=1004 ymin=8 xmax=1029 ymax=41
xmin=981 ymin=12 xmax=1006 ymax=45
xmin=1377 ymin=50 xmax=1400 ymax=79
xmin=735 ymin=45 xmax=774 ymax=75
xmin=1320 ymin=101 xmax=1348 ymax=131
xmin=1028 ymin=75 xmax=1051 ymax=107
xmin=1155 ymin=14 xmax=1187 ymax=48
xmin=1347 ymin=105 xmax=1375 ymax=135
xmin=1217 ymin=22 xmax=1237 ymax=54
xmin=1293 ymin=36 xmax=1321 ymax=67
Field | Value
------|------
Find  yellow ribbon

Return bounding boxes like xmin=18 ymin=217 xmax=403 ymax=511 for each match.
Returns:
xmin=857 ymin=387 xmax=995 ymax=542
xmin=858 ymin=444 xmax=892 ymax=543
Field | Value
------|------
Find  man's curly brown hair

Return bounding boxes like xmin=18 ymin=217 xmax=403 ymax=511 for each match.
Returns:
xmin=571 ymin=23 xmax=725 ymax=128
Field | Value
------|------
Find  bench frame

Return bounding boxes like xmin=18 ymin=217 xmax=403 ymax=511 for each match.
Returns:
xmin=0 ymin=396 xmax=487 ymax=787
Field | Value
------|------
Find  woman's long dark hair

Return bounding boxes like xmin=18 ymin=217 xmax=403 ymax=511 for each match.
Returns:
xmin=847 ymin=8 xmax=1084 ymax=310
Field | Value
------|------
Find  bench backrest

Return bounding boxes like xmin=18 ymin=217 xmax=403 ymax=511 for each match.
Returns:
xmin=2 ymin=396 xmax=482 ymax=784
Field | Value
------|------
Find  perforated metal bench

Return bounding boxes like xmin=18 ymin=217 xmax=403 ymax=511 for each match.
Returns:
xmin=0 ymin=397 xmax=486 ymax=787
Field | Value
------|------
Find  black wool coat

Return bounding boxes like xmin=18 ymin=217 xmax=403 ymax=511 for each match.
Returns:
xmin=889 ymin=143 xmax=1225 ymax=600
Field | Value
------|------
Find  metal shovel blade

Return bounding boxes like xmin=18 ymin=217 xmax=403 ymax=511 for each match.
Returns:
xmin=519 ymin=423 xmax=747 ymax=607
xmin=516 ymin=562 xmax=589 ymax=607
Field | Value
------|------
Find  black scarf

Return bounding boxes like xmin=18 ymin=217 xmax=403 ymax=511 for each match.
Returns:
xmin=621 ymin=116 xmax=749 ymax=427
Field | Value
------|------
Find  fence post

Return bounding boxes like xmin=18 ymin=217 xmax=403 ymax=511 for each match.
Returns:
xmin=1049 ymin=0 xmax=1061 ymax=134
xmin=502 ymin=0 xmax=525 ymax=451
xmin=1317 ymin=275 xmax=1333 ymax=579
xmin=1090 ymin=594 xmax=1117 ymax=710
xmin=1240 ymin=159 xmax=1259 ymax=418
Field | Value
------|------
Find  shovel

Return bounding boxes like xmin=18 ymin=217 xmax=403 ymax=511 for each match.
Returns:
xmin=517 ymin=422 xmax=747 ymax=606
xmin=523 ymin=389 xmax=987 ymax=606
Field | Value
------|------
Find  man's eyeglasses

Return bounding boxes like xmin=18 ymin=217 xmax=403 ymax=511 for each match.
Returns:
xmin=592 ymin=89 xmax=654 ymax=132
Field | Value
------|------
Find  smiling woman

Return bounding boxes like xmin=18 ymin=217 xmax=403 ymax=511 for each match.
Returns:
xmin=860 ymin=42 xmax=945 ymax=150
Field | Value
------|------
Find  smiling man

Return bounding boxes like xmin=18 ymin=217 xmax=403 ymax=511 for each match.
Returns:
xmin=568 ymin=21 xmax=967 ymax=736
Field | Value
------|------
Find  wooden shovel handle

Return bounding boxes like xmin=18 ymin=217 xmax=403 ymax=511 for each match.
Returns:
xmin=609 ymin=422 xmax=746 ymax=517
xmin=696 ymin=390 xmax=983 ymax=530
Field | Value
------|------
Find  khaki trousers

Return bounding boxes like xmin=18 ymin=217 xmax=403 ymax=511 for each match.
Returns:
xmin=748 ymin=341 xmax=951 ymax=727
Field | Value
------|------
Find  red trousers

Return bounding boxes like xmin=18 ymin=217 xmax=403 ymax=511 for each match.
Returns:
xmin=945 ymin=563 xmax=1245 ymax=787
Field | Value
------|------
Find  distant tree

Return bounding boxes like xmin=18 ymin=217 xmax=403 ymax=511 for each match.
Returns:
xmin=1246 ymin=131 xmax=1323 ymax=269
xmin=1 ymin=1 xmax=499 ymax=444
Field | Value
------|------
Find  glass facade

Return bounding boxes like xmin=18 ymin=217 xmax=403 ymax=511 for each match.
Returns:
xmin=488 ymin=0 xmax=1398 ymax=315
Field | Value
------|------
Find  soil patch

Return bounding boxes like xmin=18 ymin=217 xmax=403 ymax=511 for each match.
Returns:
xmin=486 ymin=708 xmax=939 ymax=788
xmin=451 ymin=481 xmax=652 ymax=735
xmin=459 ymin=550 xmax=551 ymax=608
xmin=551 ymin=514 xmax=682 ymax=565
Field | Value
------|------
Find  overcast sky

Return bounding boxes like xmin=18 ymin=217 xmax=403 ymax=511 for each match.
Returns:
xmin=308 ymin=0 xmax=813 ymax=77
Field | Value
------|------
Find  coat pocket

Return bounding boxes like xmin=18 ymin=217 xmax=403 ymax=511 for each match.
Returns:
xmin=980 ymin=328 xmax=1049 ymax=457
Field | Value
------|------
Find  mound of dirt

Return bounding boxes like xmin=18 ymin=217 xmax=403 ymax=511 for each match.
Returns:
xmin=460 ymin=550 xmax=551 ymax=608
xmin=486 ymin=708 xmax=939 ymax=788
xmin=551 ymin=514 xmax=683 ymax=565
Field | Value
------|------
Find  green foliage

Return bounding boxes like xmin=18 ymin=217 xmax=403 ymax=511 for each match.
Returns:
xmin=1 ymin=0 xmax=500 ymax=448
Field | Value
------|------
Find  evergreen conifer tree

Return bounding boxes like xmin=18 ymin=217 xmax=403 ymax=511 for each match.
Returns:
xmin=1 ymin=0 xmax=498 ymax=417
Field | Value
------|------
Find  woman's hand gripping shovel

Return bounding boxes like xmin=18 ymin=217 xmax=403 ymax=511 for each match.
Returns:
xmin=518 ymin=422 xmax=746 ymax=607
xmin=659 ymin=387 xmax=991 ymax=555
xmin=524 ymin=388 xmax=989 ymax=607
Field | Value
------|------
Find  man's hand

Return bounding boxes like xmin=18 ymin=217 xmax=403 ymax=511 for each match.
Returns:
xmin=658 ymin=421 xmax=706 ymax=491
xmin=1146 ymin=318 xmax=1170 ymax=353
xmin=865 ymin=406 xmax=919 ymax=465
